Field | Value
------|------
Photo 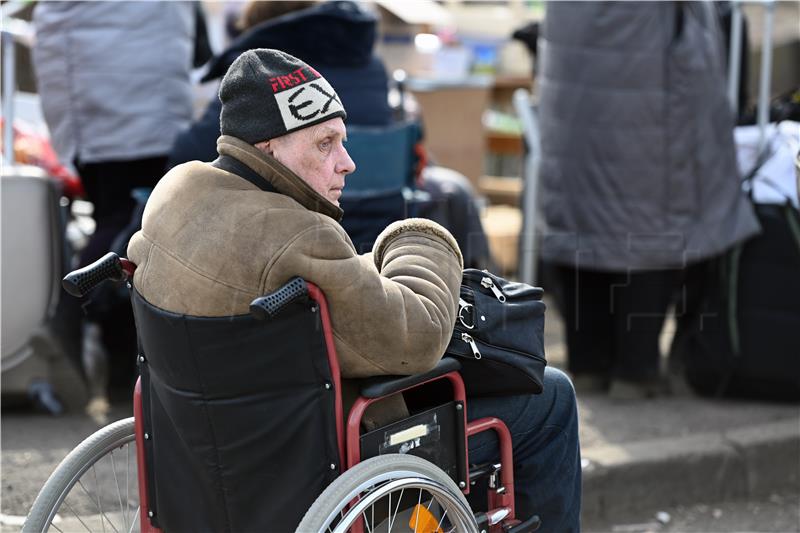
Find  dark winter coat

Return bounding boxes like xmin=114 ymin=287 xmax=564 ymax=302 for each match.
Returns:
xmin=537 ymin=1 xmax=760 ymax=271
xmin=169 ymin=0 xmax=391 ymax=167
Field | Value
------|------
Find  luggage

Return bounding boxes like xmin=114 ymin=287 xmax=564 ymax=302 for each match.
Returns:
xmin=675 ymin=199 xmax=800 ymax=400
xmin=678 ymin=125 xmax=799 ymax=400
xmin=0 ymin=167 xmax=67 ymax=400
xmin=675 ymin=2 xmax=800 ymax=399
xmin=1 ymin=19 xmax=75 ymax=411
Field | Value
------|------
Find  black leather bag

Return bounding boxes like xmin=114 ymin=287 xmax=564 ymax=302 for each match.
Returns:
xmin=445 ymin=269 xmax=547 ymax=397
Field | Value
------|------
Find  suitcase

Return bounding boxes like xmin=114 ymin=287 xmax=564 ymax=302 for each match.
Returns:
xmin=0 ymin=167 xmax=67 ymax=399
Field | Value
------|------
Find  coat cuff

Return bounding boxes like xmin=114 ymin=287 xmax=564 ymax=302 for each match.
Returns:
xmin=372 ymin=218 xmax=464 ymax=270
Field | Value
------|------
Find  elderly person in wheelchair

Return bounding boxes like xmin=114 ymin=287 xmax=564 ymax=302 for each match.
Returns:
xmin=33 ymin=49 xmax=580 ymax=533
xmin=134 ymin=49 xmax=580 ymax=531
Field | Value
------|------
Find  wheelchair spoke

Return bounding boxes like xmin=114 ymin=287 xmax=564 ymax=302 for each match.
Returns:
xmin=90 ymin=465 xmax=107 ymax=533
xmin=388 ymin=487 xmax=404 ymax=532
xmin=79 ymin=466 xmax=121 ymax=533
xmin=128 ymin=506 xmax=140 ymax=533
xmin=435 ymin=507 xmax=449 ymax=532
xmin=50 ymin=520 xmax=65 ymax=533
xmin=110 ymin=450 xmax=127 ymax=533
xmin=126 ymin=444 xmax=130 ymax=531
xmin=64 ymin=499 xmax=93 ymax=532
xmin=413 ymin=489 xmax=422 ymax=532
xmin=360 ymin=510 xmax=373 ymax=533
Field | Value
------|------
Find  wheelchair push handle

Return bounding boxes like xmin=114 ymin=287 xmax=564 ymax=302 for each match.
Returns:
xmin=249 ymin=277 xmax=309 ymax=320
xmin=62 ymin=252 xmax=130 ymax=298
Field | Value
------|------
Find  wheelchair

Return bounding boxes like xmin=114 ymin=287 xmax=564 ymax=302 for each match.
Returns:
xmin=23 ymin=253 xmax=542 ymax=533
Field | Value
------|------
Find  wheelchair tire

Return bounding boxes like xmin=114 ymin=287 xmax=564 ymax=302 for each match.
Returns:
xmin=297 ymin=454 xmax=478 ymax=533
xmin=23 ymin=417 xmax=139 ymax=533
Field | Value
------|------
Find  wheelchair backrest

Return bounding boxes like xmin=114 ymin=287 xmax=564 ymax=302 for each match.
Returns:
xmin=132 ymin=288 xmax=340 ymax=532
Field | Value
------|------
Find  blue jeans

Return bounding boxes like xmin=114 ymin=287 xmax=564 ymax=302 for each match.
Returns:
xmin=467 ymin=367 xmax=581 ymax=532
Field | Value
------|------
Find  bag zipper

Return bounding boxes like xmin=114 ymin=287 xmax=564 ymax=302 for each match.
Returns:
xmin=462 ymin=269 xmax=544 ymax=301
xmin=461 ymin=333 xmax=482 ymax=359
xmin=480 ymin=276 xmax=506 ymax=302
xmin=453 ymin=329 xmax=546 ymax=364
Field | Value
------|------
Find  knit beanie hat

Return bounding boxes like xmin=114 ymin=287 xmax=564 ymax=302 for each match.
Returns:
xmin=219 ymin=49 xmax=347 ymax=144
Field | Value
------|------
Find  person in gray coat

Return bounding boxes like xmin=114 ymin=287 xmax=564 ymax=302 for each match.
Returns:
xmin=536 ymin=1 xmax=760 ymax=398
xmin=33 ymin=1 xmax=195 ymax=265
xmin=32 ymin=1 xmax=196 ymax=409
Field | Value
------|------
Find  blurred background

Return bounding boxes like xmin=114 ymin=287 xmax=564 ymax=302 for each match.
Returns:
xmin=1 ymin=1 xmax=799 ymax=531
xmin=5 ymin=0 xmax=799 ymax=276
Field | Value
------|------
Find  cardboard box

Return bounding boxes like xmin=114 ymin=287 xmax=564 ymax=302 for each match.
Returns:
xmin=481 ymin=204 xmax=521 ymax=277
xmin=410 ymin=82 xmax=491 ymax=187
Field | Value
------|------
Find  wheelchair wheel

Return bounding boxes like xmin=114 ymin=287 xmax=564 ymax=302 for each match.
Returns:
xmin=23 ymin=417 xmax=140 ymax=533
xmin=297 ymin=454 xmax=478 ymax=533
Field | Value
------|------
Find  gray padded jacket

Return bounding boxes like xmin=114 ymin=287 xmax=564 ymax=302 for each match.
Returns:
xmin=537 ymin=1 xmax=759 ymax=271
xmin=32 ymin=1 xmax=195 ymax=164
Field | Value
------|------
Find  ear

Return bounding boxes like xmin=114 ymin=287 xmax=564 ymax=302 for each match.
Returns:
xmin=254 ymin=140 xmax=274 ymax=156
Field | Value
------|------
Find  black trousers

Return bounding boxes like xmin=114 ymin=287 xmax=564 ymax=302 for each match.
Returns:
xmin=75 ymin=156 xmax=166 ymax=391
xmin=76 ymin=156 xmax=166 ymax=266
xmin=553 ymin=265 xmax=682 ymax=383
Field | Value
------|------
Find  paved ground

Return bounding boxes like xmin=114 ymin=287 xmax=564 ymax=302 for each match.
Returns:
xmin=587 ymin=490 xmax=800 ymax=533
xmin=543 ymin=301 xmax=800 ymax=526
xmin=2 ymin=301 xmax=798 ymax=530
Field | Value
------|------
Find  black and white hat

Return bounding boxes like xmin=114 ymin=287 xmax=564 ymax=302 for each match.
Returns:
xmin=219 ymin=49 xmax=347 ymax=144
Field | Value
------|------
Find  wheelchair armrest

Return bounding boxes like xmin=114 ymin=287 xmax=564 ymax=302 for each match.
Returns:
xmin=359 ymin=357 xmax=461 ymax=399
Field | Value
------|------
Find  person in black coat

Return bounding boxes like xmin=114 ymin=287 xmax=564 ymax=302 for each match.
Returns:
xmin=169 ymin=0 xmax=391 ymax=168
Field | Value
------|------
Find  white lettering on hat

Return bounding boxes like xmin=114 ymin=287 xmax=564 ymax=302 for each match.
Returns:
xmin=275 ymin=77 xmax=344 ymax=131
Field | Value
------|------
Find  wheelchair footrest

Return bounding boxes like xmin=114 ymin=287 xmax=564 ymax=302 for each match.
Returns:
xmin=505 ymin=514 xmax=542 ymax=533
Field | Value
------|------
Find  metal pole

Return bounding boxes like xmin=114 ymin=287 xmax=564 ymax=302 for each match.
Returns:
xmin=756 ymin=0 xmax=775 ymax=157
xmin=513 ymin=88 xmax=540 ymax=286
xmin=727 ymin=1 xmax=743 ymax=114
xmin=2 ymin=30 xmax=16 ymax=165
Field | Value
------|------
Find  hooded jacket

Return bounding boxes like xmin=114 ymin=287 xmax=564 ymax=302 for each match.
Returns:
xmin=129 ymin=135 xmax=463 ymax=379
xmin=537 ymin=1 xmax=759 ymax=271
xmin=169 ymin=1 xmax=391 ymax=167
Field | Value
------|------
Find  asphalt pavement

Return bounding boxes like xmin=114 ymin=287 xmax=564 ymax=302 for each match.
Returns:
xmin=542 ymin=305 xmax=800 ymax=530
xmin=1 ymin=303 xmax=799 ymax=531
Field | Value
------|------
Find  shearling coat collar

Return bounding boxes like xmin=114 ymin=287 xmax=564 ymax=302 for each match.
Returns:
xmin=216 ymin=135 xmax=344 ymax=222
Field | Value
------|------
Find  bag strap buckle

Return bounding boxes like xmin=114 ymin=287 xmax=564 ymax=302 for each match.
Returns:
xmin=458 ymin=298 xmax=475 ymax=330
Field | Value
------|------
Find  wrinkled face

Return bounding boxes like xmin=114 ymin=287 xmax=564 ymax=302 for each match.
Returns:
xmin=257 ymin=117 xmax=355 ymax=206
